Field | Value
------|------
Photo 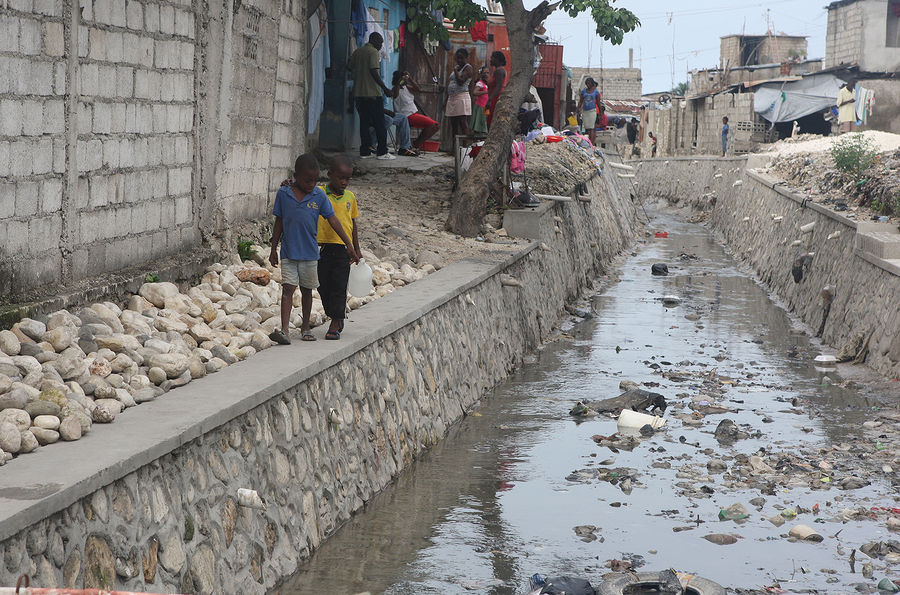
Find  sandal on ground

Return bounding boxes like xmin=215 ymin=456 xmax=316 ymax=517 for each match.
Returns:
xmin=301 ymin=330 xmax=316 ymax=341
xmin=398 ymin=148 xmax=419 ymax=157
xmin=269 ymin=330 xmax=291 ymax=345
xmin=325 ymin=329 xmax=341 ymax=340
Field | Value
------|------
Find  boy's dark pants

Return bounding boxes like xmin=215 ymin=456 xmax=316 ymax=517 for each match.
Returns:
xmin=318 ymin=244 xmax=350 ymax=321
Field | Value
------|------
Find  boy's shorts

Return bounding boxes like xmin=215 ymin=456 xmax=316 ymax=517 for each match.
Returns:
xmin=281 ymin=259 xmax=319 ymax=289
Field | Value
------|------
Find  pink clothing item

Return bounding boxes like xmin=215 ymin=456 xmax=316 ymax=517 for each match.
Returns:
xmin=474 ymin=80 xmax=489 ymax=108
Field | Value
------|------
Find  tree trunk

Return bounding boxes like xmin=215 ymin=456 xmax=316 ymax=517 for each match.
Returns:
xmin=445 ymin=1 xmax=553 ymax=237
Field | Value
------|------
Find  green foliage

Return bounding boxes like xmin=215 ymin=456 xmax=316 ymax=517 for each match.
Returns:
xmin=237 ymin=238 xmax=257 ymax=262
xmin=558 ymin=0 xmax=639 ymax=44
xmin=830 ymin=133 xmax=878 ymax=183
xmin=144 ymin=272 xmax=160 ymax=283
xmin=406 ymin=0 xmax=638 ymax=45
xmin=672 ymin=81 xmax=689 ymax=96
xmin=184 ymin=516 xmax=195 ymax=542
xmin=406 ymin=0 xmax=486 ymax=42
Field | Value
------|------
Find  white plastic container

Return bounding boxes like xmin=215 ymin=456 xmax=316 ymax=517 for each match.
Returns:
xmin=814 ymin=354 xmax=837 ymax=365
xmin=617 ymin=409 xmax=666 ymax=431
xmin=347 ymin=259 xmax=373 ymax=297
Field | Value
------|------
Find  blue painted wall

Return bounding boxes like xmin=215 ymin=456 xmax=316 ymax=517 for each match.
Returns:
xmin=319 ymin=0 xmax=405 ymax=151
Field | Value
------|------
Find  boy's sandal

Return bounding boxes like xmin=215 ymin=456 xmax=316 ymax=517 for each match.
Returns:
xmin=301 ymin=330 xmax=316 ymax=341
xmin=325 ymin=329 xmax=341 ymax=340
xmin=269 ymin=330 xmax=291 ymax=345
xmin=398 ymin=148 xmax=419 ymax=156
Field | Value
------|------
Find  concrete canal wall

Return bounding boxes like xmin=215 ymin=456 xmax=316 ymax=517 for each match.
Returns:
xmin=634 ymin=156 xmax=900 ymax=379
xmin=0 ymin=154 xmax=637 ymax=592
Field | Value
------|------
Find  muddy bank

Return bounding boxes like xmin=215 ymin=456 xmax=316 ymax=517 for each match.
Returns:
xmin=633 ymin=156 xmax=900 ymax=379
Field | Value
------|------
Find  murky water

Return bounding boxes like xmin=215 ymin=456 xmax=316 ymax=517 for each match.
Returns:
xmin=276 ymin=214 xmax=899 ymax=594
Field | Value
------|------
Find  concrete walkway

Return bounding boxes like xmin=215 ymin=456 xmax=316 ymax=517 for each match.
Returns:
xmin=0 ymin=247 xmax=528 ymax=543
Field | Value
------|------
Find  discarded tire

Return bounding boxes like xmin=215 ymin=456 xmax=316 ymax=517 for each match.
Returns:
xmin=597 ymin=571 xmax=726 ymax=595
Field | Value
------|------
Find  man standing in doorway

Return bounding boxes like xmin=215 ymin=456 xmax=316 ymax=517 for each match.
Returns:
xmin=350 ymin=32 xmax=394 ymax=159
xmin=836 ymin=79 xmax=857 ymax=134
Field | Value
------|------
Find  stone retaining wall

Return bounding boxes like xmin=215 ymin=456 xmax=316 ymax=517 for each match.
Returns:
xmin=0 ymin=160 xmax=637 ymax=592
xmin=634 ymin=156 xmax=900 ymax=379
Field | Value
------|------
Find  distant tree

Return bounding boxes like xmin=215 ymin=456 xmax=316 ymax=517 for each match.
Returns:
xmin=672 ymin=81 xmax=689 ymax=96
xmin=408 ymin=0 xmax=639 ymax=237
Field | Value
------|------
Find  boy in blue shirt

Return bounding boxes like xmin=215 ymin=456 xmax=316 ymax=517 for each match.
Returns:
xmin=269 ymin=154 xmax=359 ymax=344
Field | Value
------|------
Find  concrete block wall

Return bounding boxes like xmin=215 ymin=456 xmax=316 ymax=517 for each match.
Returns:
xmin=73 ymin=0 xmax=198 ymax=280
xmin=826 ymin=2 xmax=863 ymax=67
xmin=0 ymin=0 xmax=309 ymax=302
xmin=0 ymin=1 xmax=67 ymax=295
xmin=641 ymin=94 xmax=756 ymax=157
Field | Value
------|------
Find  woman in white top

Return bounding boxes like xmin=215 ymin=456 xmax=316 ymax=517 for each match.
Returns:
xmin=391 ymin=71 xmax=440 ymax=152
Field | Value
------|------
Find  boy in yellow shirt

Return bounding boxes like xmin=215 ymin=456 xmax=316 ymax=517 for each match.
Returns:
xmin=317 ymin=155 xmax=360 ymax=340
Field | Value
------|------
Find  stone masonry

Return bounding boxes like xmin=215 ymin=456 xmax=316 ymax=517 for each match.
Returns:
xmin=0 ymin=154 xmax=638 ymax=592
xmin=634 ymin=157 xmax=900 ymax=379
xmin=0 ymin=0 xmax=308 ymax=301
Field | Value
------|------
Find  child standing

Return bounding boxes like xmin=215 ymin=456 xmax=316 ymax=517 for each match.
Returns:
xmin=721 ymin=116 xmax=729 ymax=156
xmin=269 ymin=154 xmax=358 ymax=344
xmin=317 ymin=155 xmax=360 ymax=340
xmin=649 ymin=131 xmax=658 ymax=157
xmin=469 ymin=67 xmax=489 ymax=135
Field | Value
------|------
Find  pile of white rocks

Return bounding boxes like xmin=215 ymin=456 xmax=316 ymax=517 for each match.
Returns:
xmin=0 ymin=247 xmax=436 ymax=464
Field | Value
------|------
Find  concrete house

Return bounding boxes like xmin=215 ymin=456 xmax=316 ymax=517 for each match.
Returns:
xmin=826 ymin=0 xmax=900 ymax=72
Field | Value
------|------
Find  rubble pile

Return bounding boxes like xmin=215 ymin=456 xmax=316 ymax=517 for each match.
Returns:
xmin=517 ymin=141 xmax=600 ymax=196
xmin=764 ymin=147 xmax=900 ymax=221
xmin=0 ymin=247 xmax=437 ymax=462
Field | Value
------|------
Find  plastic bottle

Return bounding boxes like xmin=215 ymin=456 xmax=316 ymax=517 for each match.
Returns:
xmin=347 ymin=259 xmax=373 ymax=297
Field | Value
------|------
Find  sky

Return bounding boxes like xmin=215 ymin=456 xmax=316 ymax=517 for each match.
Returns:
xmin=522 ymin=0 xmax=830 ymax=94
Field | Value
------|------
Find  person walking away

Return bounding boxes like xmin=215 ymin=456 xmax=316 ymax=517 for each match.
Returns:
xmin=649 ymin=131 xmax=658 ymax=157
xmin=836 ymin=79 xmax=857 ymax=133
xmin=485 ymin=51 xmax=507 ymax=127
xmin=721 ymin=116 xmax=730 ymax=156
xmin=578 ymin=77 xmax=600 ymax=145
xmin=470 ymin=67 xmax=489 ymax=134
xmin=269 ymin=154 xmax=359 ymax=344
xmin=317 ymin=155 xmax=361 ymax=340
xmin=391 ymin=71 xmax=440 ymax=152
xmin=349 ymin=32 xmax=394 ymax=160
xmin=446 ymin=48 xmax=473 ymax=146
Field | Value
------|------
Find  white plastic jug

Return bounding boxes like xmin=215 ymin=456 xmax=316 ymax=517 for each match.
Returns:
xmin=617 ymin=409 xmax=666 ymax=431
xmin=347 ymin=259 xmax=373 ymax=297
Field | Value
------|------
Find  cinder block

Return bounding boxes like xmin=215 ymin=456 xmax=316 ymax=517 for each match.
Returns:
xmin=102 ymin=138 xmax=119 ymax=168
xmin=88 ymin=175 xmax=109 ymax=209
xmin=88 ymin=27 xmax=106 ymax=61
xmin=154 ymin=39 xmax=169 ymax=69
xmin=175 ymin=194 xmax=191 ymax=224
xmin=40 ymin=179 xmax=62 ymax=213
xmin=19 ymin=17 xmax=42 ymax=56
xmin=0 ymin=100 xmax=22 ymax=136
xmin=126 ymin=0 xmax=144 ymax=29
xmin=5 ymin=219 xmax=29 ymax=255
xmin=15 ymin=181 xmax=39 ymax=218
xmin=180 ymin=41 xmax=194 ymax=69
xmin=0 ymin=181 xmax=14 ymax=218
xmin=33 ymin=0 xmax=61 ymax=17
xmin=115 ymin=66 xmax=133 ymax=97
xmin=76 ymin=139 xmax=103 ymax=172
xmin=52 ymin=138 xmax=65 ymax=173
xmin=175 ymin=136 xmax=190 ymax=163
xmin=144 ymin=2 xmax=160 ymax=33
xmin=43 ymin=21 xmax=65 ymax=57
xmin=42 ymin=100 xmax=65 ymax=135
xmin=107 ymin=172 xmax=124 ymax=204
xmin=22 ymin=100 xmax=44 ymax=136
xmin=106 ymin=31 xmax=124 ymax=63
xmin=92 ymin=101 xmax=111 ymax=133
xmin=0 ymin=141 xmax=9 ymax=178
xmin=159 ymin=4 xmax=175 ymax=35
xmin=53 ymin=62 xmax=66 ymax=95
xmin=111 ymin=102 xmax=126 ymax=132
xmin=98 ymin=64 xmax=117 ymax=97
xmin=114 ymin=205 xmax=131 ymax=236
xmin=80 ymin=62 xmax=99 ymax=96
xmin=118 ymin=138 xmax=133 ymax=167
xmin=32 ymin=138 xmax=53 ymax=175
xmin=9 ymin=140 xmax=33 ymax=176
xmin=174 ymin=9 xmax=193 ymax=38
xmin=0 ymin=15 xmax=20 ymax=53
